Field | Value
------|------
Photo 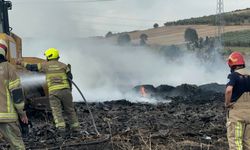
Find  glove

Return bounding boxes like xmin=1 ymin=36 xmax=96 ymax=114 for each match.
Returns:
xmin=20 ymin=112 xmax=28 ymax=124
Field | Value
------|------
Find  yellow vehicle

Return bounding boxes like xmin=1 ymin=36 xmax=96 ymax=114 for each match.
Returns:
xmin=0 ymin=0 xmax=49 ymax=109
xmin=0 ymin=1 xmax=111 ymax=148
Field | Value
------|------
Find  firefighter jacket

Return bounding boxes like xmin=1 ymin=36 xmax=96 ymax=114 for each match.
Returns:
xmin=23 ymin=60 xmax=71 ymax=93
xmin=0 ymin=62 xmax=25 ymax=122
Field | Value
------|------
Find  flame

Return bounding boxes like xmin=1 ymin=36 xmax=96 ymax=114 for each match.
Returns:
xmin=140 ymin=86 xmax=147 ymax=97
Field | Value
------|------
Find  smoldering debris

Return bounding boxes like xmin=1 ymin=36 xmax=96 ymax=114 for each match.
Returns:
xmin=125 ymin=83 xmax=225 ymax=104
xmin=0 ymin=83 xmax=227 ymax=150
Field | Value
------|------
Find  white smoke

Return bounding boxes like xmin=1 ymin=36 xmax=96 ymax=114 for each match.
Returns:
xmin=21 ymin=38 xmax=228 ymax=102
xmin=9 ymin=0 xmax=230 ymax=102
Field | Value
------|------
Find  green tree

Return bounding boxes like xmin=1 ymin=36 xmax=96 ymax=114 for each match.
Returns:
xmin=117 ymin=33 xmax=131 ymax=46
xmin=160 ymin=45 xmax=182 ymax=60
xmin=140 ymin=33 xmax=148 ymax=46
xmin=184 ymin=28 xmax=198 ymax=42
xmin=153 ymin=23 xmax=159 ymax=28
xmin=105 ymin=31 xmax=113 ymax=38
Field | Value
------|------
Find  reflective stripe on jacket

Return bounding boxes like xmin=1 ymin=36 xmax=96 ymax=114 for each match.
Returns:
xmin=46 ymin=72 xmax=70 ymax=92
xmin=24 ymin=60 xmax=70 ymax=93
xmin=0 ymin=62 xmax=21 ymax=122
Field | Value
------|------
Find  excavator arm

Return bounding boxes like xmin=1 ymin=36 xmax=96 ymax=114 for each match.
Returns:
xmin=0 ymin=0 xmax=49 ymax=111
xmin=0 ymin=0 xmax=11 ymax=35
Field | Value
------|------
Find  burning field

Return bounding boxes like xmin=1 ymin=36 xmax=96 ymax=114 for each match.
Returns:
xmin=0 ymin=83 xmax=228 ymax=150
xmin=4 ymin=0 xmax=249 ymax=149
xmin=7 ymin=36 xmax=230 ymax=150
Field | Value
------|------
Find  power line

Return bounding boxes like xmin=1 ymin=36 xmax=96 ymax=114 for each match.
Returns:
xmin=13 ymin=1 xmax=166 ymax=23
xmin=81 ymin=14 xmax=167 ymax=23
xmin=13 ymin=2 xmax=165 ymax=23
xmin=77 ymin=19 xmax=152 ymax=28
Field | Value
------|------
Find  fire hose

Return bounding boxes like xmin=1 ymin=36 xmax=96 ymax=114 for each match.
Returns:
xmin=20 ymin=78 xmax=101 ymax=137
xmin=20 ymin=77 xmax=101 ymax=136
xmin=68 ymin=78 xmax=100 ymax=136
xmin=23 ymin=78 xmax=113 ymax=149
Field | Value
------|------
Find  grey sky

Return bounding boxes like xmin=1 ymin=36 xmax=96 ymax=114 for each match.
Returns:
xmin=9 ymin=0 xmax=250 ymax=38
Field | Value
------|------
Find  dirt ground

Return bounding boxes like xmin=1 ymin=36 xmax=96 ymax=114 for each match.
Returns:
xmin=0 ymin=83 xmax=228 ymax=150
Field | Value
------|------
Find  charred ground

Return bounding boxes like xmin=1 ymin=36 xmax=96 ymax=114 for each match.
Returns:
xmin=0 ymin=83 xmax=227 ymax=150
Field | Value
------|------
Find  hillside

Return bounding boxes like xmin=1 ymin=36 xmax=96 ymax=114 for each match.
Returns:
xmin=128 ymin=25 xmax=250 ymax=46
xmin=164 ymin=8 xmax=250 ymax=26
xmin=106 ymin=8 xmax=250 ymax=46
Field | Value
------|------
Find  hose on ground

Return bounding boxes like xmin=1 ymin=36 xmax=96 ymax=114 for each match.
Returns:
xmin=68 ymin=78 xmax=100 ymax=135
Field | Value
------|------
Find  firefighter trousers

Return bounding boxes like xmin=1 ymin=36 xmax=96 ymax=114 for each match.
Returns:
xmin=49 ymin=88 xmax=80 ymax=129
xmin=0 ymin=122 xmax=25 ymax=150
xmin=227 ymin=93 xmax=250 ymax=150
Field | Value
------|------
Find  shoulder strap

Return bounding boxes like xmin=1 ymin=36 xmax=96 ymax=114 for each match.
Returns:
xmin=235 ymin=68 xmax=250 ymax=76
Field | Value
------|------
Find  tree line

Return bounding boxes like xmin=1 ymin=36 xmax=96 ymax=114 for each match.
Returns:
xmin=164 ymin=9 xmax=250 ymax=26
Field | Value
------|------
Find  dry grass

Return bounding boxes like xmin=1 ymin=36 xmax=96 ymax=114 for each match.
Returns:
xmin=127 ymin=25 xmax=250 ymax=46
xmin=225 ymin=47 xmax=250 ymax=54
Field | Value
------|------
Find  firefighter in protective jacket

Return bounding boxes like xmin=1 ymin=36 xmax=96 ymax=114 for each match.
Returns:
xmin=0 ymin=39 xmax=28 ymax=150
xmin=225 ymin=51 xmax=250 ymax=150
xmin=21 ymin=48 xmax=79 ymax=132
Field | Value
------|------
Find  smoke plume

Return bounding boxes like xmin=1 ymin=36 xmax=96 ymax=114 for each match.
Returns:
xmin=9 ymin=0 xmax=230 ymax=102
xmin=21 ymin=38 xmax=228 ymax=102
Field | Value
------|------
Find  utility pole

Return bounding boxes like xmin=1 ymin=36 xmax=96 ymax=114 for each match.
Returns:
xmin=216 ymin=0 xmax=224 ymax=44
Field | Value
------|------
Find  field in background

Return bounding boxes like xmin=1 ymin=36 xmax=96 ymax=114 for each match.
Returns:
xmin=128 ymin=25 xmax=250 ymax=46
xmin=225 ymin=47 xmax=250 ymax=54
xmin=223 ymin=30 xmax=250 ymax=47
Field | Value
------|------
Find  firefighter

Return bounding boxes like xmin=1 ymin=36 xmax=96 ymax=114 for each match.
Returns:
xmin=0 ymin=39 xmax=28 ymax=150
xmin=225 ymin=51 xmax=250 ymax=149
xmin=19 ymin=48 xmax=80 ymax=134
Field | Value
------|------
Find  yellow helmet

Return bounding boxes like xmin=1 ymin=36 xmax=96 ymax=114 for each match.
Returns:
xmin=44 ymin=48 xmax=59 ymax=60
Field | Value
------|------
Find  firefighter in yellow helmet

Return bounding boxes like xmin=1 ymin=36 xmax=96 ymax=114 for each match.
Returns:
xmin=20 ymin=48 xmax=79 ymax=135
xmin=0 ymin=39 xmax=28 ymax=150
xmin=225 ymin=51 xmax=250 ymax=149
